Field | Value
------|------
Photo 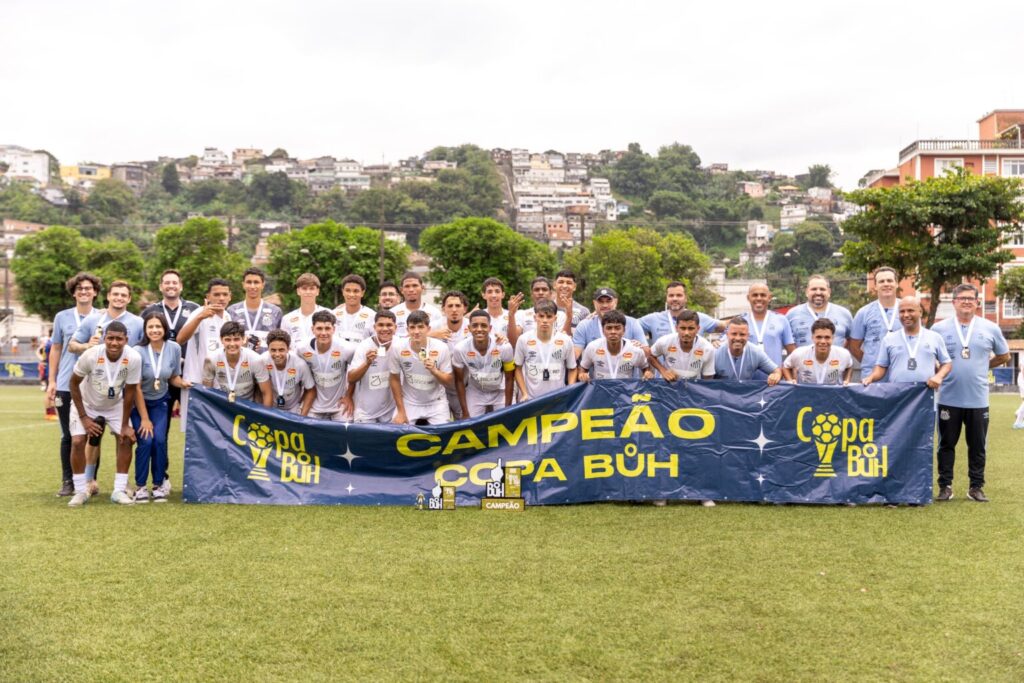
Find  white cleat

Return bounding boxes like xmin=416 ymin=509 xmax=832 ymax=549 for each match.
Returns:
xmin=68 ymin=492 xmax=89 ymax=508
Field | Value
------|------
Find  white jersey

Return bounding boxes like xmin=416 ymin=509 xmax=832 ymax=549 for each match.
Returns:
xmin=513 ymin=330 xmax=576 ymax=398
xmin=260 ymin=351 xmax=315 ymax=412
xmin=453 ymin=336 xmax=514 ymax=410
xmin=391 ymin=302 xmax=443 ymax=338
xmin=298 ymin=338 xmax=356 ymax=415
xmin=515 ymin=308 xmax=568 ymax=336
xmin=183 ymin=312 xmax=226 ymax=383
xmin=783 ymin=345 xmax=853 ymax=385
xmin=388 ymin=336 xmax=451 ymax=406
xmin=580 ymin=338 xmax=649 ymax=379
xmin=650 ymin=333 xmax=716 ymax=380
xmin=486 ymin=309 xmax=511 ymax=338
xmin=332 ymin=305 xmax=376 ymax=344
xmin=282 ymin=305 xmax=331 ymax=350
xmin=73 ymin=345 xmax=142 ymax=411
xmin=203 ymin=348 xmax=269 ymax=400
xmin=349 ymin=336 xmax=396 ymax=422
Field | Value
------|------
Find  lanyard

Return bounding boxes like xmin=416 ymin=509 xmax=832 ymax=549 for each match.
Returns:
xmin=807 ymin=303 xmax=831 ymax=320
xmin=162 ymin=302 xmax=183 ymax=330
xmin=146 ymin=343 xmax=164 ymax=381
xmin=372 ymin=335 xmax=389 ymax=360
xmin=900 ymin=328 xmax=921 ymax=362
xmin=469 ymin=339 xmax=496 ymax=372
xmin=876 ymin=301 xmax=898 ymax=333
xmin=605 ymin=340 xmax=623 ymax=378
xmin=812 ymin=352 xmax=830 ymax=384
xmin=315 ymin=344 xmax=334 ymax=375
xmin=954 ymin=317 xmax=976 ymax=352
xmin=74 ymin=308 xmax=91 ymax=329
xmin=242 ymin=302 xmax=264 ymax=332
xmin=102 ymin=349 xmax=122 ymax=392
xmin=225 ymin=353 xmax=244 ymax=392
xmin=748 ymin=312 xmax=768 ymax=346
xmin=271 ymin=360 xmax=288 ymax=397
xmin=536 ymin=335 xmax=555 ymax=370
xmin=728 ymin=346 xmax=748 ymax=380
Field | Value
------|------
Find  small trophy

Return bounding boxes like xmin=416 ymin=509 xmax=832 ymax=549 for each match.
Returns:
xmin=415 ymin=492 xmax=425 ymax=510
xmin=481 ymin=458 xmax=525 ymax=512
xmin=427 ymin=482 xmax=446 ymax=510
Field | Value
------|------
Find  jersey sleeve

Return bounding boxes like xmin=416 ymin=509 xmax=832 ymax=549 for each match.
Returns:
xmin=126 ymin=351 xmax=142 ymax=384
xmin=202 ymin=359 xmax=216 ymax=384
xmin=72 ymin=313 xmax=97 ymax=344
xmin=874 ymin=340 xmax=892 ymax=368
xmin=780 ymin=316 xmax=795 ymax=345
xmin=934 ymin=335 xmax=951 ymax=364
xmin=627 ymin=318 xmax=646 ymax=343
xmin=250 ymin=353 xmax=270 ymax=383
xmin=513 ymin=338 xmax=526 ymax=366
xmin=579 ymin=343 xmax=595 ymax=370
xmin=850 ymin=309 xmax=866 ymax=341
xmin=298 ymin=361 xmax=316 ymax=389
xmin=52 ymin=311 xmax=67 ymax=345
xmin=701 ymin=346 xmax=716 ymax=377
xmin=73 ymin=349 xmax=93 ymax=378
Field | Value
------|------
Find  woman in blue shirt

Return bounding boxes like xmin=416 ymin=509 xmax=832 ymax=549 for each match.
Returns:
xmin=131 ymin=311 xmax=189 ymax=502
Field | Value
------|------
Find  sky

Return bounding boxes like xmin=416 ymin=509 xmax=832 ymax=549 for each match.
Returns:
xmin=3 ymin=0 xmax=1020 ymax=189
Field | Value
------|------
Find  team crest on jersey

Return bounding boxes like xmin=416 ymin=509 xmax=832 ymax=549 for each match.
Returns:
xmin=527 ymin=340 xmax=536 ymax=346
xmin=359 ymin=312 xmax=369 ymax=318
xmin=554 ymin=339 xmax=564 ymax=346
xmin=467 ymin=351 xmax=477 ymax=357
xmin=623 ymin=352 xmax=633 ymax=360
xmin=694 ymin=349 xmax=703 ymax=357
xmin=490 ymin=349 xmax=501 ymax=356
xmin=287 ymin=368 xmax=297 ymax=375
xmin=331 ymin=351 xmax=341 ymax=358
xmin=429 ymin=350 xmax=439 ymax=357
xmin=302 ymin=352 xmax=312 ymax=360
xmin=803 ymin=360 xmax=814 ymax=366
xmin=668 ymin=346 xmax=678 ymax=353
xmin=289 ymin=316 xmax=299 ymax=323
xmin=830 ymin=359 xmax=840 ymax=367
xmin=401 ymin=349 xmax=412 ymax=357
xmin=397 ymin=310 xmax=406 ymax=316
xmin=596 ymin=349 xmax=605 ymax=356
xmin=262 ymin=313 xmax=272 ymax=325
xmin=217 ymin=361 xmax=226 ymax=367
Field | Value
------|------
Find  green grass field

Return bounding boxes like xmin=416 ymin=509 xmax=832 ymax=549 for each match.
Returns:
xmin=1 ymin=385 xmax=1023 ymax=682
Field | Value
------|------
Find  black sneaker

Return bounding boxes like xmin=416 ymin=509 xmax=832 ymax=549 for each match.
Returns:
xmin=967 ymin=487 xmax=989 ymax=503
xmin=56 ymin=480 xmax=74 ymax=497
xmin=936 ymin=486 xmax=954 ymax=502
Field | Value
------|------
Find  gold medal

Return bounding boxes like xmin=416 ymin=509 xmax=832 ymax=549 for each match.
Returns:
xmin=228 ymin=391 xmax=236 ymax=403
xmin=153 ymin=379 xmax=161 ymax=391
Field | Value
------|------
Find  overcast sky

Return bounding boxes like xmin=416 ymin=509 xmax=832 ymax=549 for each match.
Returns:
xmin=3 ymin=0 xmax=1019 ymax=189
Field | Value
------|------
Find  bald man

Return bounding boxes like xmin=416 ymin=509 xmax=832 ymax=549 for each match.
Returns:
xmin=740 ymin=284 xmax=794 ymax=375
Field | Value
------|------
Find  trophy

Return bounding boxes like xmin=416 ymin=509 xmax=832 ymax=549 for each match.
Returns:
xmin=810 ymin=413 xmax=841 ymax=478
xmin=481 ymin=458 xmax=525 ymax=512
xmin=426 ymin=481 xmax=455 ymax=510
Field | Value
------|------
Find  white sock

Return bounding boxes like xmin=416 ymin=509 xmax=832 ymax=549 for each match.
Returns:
xmin=73 ymin=473 xmax=87 ymax=494
xmin=113 ymin=473 xmax=129 ymax=493
xmin=1015 ymin=402 xmax=1024 ymax=423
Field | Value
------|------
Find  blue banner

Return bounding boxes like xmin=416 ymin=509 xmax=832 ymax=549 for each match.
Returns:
xmin=183 ymin=381 xmax=936 ymax=507
xmin=1 ymin=361 xmax=40 ymax=379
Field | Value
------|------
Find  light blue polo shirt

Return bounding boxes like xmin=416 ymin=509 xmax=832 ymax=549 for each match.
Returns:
xmin=51 ymin=307 xmax=94 ymax=391
xmin=874 ymin=328 xmax=951 ymax=383
xmin=740 ymin=311 xmax=793 ymax=367
xmin=932 ymin=316 xmax=1008 ymax=408
xmin=72 ymin=310 xmax=145 ymax=347
xmin=639 ymin=310 xmax=719 ymax=343
xmin=134 ymin=341 xmax=182 ymax=401
xmin=786 ymin=303 xmax=854 ymax=347
xmin=573 ymin=315 xmax=646 ymax=350
xmin=713 ymin=343 xmax=778 ymax=381
xmin=851 ymin=301 xmax=901 ymax=369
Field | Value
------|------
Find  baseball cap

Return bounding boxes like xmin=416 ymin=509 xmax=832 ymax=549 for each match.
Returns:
xmin=593 ymin=287 xmax=617 ymax=300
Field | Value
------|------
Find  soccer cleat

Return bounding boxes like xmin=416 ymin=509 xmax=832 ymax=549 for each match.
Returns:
xmin=1013 ymin=421 xmax=1024 ymax=430
xmin=967 ymin=487 xmax=989 ymax=503
xmin=68 ymin=492 xmax=89 ymax=508
xmin=56 ymin=481 xmax=74 ymax=497
xmin=936 ymin=486 xmax=954 ymax=502
xmin=86 ymin=480 xmax=99 ymax=498
xmin=159 ymin=478 xmax=171 ymax=496
xmin=133 ymin=487 xmax=150 ymax=504
xmin=110 ymin=490 xmax=134 ymax=505
xmin=701 ymin=499 xmax=716 ymax=507
xmin=151 ymin=488 xmax=168 ymax=503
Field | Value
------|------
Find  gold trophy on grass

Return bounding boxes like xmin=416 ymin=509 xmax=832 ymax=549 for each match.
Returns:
xmin=481 ymin=458 xmax=525 ymax=512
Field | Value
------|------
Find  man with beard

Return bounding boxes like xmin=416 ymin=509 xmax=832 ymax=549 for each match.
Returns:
xmin=785 ymin=274 xmax=853 ymax=348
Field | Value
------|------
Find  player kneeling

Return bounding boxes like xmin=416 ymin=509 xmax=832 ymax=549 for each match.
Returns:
xmin=261 ymin=329 xmax=316 ymax=415
xmin=202 ymin=321 xmax=272 ymax=405
xmin=347 ymin=310 xmax=399 ymax=423
xmin=453 ymin=310 xmax=515 ymax=417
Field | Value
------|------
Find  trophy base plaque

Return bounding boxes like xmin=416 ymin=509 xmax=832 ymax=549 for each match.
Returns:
xmin=481 ymin=497 xmax=525 ymax=512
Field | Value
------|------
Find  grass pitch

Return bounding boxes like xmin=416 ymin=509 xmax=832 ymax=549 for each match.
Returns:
xmin=1 ymin=385 xmax=1023 ymax=682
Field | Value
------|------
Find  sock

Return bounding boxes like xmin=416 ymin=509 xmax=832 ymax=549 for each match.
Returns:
xmin=72 ymin=473 xmax=87 ymax=494
xmin=114 ymin=473 xmax=128 ymax=493
xmin=85 ymin=463 xmax=97 ymax=480
xmin=1015 ymin=402 xmax=1024 ymax=423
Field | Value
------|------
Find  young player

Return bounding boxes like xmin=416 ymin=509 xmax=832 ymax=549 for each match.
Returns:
xmin=646 ymin=309 xmax=716 ymax=381
xmin=513 ymin=300 xmax=577 ymax=400
xmin=283 ymin=273 xmax=331 ymax=350
xmin=392 ymin=272 xmax=442 ymax=338
xmin=389 ymin=310 xmax=453 ymax=425
xmin=227 ymin=267 xmax=283 ymax=353
xmin=432 ymin=291 xmax=472 ymax=418
xmin=298 ymin=310 xmax=356 ymax=421
xmin=347 ymin=310 xmax=398 ymax=423
xmin=332 ymin=274 xmax=376 ymax=344
xmin=176 ymin=278 xmax=233 ymax=430
xmin=782 ymin=319 xmax=853 ymax=385
xmin=578 ymin=310 xmax=653 ymax=381
xmin=261 ymin=329 xmax=316 ymax=415
xmin=453 ymin=310 xmax=515 ymax=417
xmin=66 ymin=322 xmax=142 ymax=507
xmin=202 ymin=321 xmax=272 ymax=405
xmin=480 ymin=277 xmax=511 ymax=338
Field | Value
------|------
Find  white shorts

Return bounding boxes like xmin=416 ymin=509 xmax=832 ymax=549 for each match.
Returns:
xmin=354 ymin=408 xmax=396 ymax=424
xmin=69 ymin=403 xmax=123 ymax=437
xmin=309 ymin=410 xmax=349 ymax=422
xmin=405 ymin=401 xmax=451 ymax=425
xmin=445 ymin=389 xmax=463 ymax=420
xmin=466 ymin=400 xmax=504 ymax=418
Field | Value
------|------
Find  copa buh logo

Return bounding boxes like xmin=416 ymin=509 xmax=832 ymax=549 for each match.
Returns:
xmin=232 ymin=415 xmax=321 ymax=485
xmin=796 ymin=408 xmax=888 ymax=479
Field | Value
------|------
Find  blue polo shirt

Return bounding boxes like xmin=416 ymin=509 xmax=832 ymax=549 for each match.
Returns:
xmin=573 ymin=315 xmax=646 ymax=350
xmin=932 ymin=317 xmax=1008 ymax=408
xmin=851 ymin=301 xmax=901 ymax=369
xmin=135 ymin=341 xmax=183 ymax=401
xmin=740 ymin=311 xmax=793 ymax=367
xmin=639 ymin=310 xmax=719 ymax=343
xmin=786 ymin=303 xmax=854 ymax=347
xmin=713 ymin=343 xmax=778 ymax=381
xmin=50 ymin=307 xmax=95 ymax=391
xmin=874 ymin=328 xmax=951 ymax=383
xmin=73 ymin=310 xmax=145 ymax=347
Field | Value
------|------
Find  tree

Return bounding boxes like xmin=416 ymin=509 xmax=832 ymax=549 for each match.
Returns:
xmin=996 ymin=267 xmax=1024 ymax=330
xmin=10 ymin=226 xmax=90 ymax=319
xmin=85 ymin=178 xmax=136 ymax=223
xmin=161 ymin=163 xmax=181 ymax=195
xmin=419 ymin=218 xmax=557 ymax=304
xmin=266 ymin=221 xmax=410 ymax=310
xmin=247 ymin=172 xmax=304 ymax=212
xmin=647 ymin=190 xmax=701 ymax=220
xmin=0 ymin=181 xmax=63 ymax=224
xmin=564 ymin=227 xmax=714 ymax=315
xmin=150 ymin=218 xmax=249 ymax=302
xmin=804 ymin=164 xmax=834 ymax=189
xmin=348 ymin=188 xmax=429 ymax=225
xmin=842 ymin=169 xmax=1024 ymax=324
xmin=85 ymin=238 xmax=146 ymax=310
xmin=768 ymin=221 xmax=835 ymax=273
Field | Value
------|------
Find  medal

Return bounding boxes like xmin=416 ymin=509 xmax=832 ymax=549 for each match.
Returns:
xmin=378 ymin=346 xmax=386 ymax=358
xmin=537 ymin=335 xmax=554 ymax=383
xmin=748 ymin=311 xmax=768 ymax=348
xmin=102 ymin=349 xmax=122 ymax=400
xmin=153 ymin=379 xmax=161 ymax=390
xmin=954 ymin=317 xmax=975 ymax=362
xmin=542 ymin=369 xmax=550 ymax=381
xmin=418 ymin=347 xmax=428 ymax=362
xmin=146 ymin=344 xmax=164 ymax=394
xmin=107 ymin=387 xmax=116 ymax=399
xmin=224 ymin=352 xmax=244 ymax=401
xmin=907 ymin=359 xmax=917 ymax=371
xmin=271 ymin=361 xmax=288 ymax=406
xmin=961 ymin=348 xmax=970 ymax=359
xmin=228 ymin=391 xmax=236 ymax=403
xmin=276 ymin=395 xmax=285 ymax=407
xmin=900 ymin=328 xmax=921 ymax=374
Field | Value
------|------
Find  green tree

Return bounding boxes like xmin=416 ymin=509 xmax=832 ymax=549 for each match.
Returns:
xmin=647 ymin=190 xmax=701 ymax=220
xmin=150 ymin=218 xmax=249 ymax=302
xmin=804 ymin=164 xmax=834 ymax=189
xmin=842 ymin=169 xmax=1024 ymax=324
xmin=85 ymin=178 xmax=136 ymax=223
xmin=10 ymin=226 xmax=89 ymax=319
xmin=419 ymin=217 xmax=557 ymax=304
xmin=768 ymin=221 xmax=835 ymax=273
xmin=266 ymin=221 xmax=410 ymax=310
xmin=84 ymin=238 xmax=146 ymax=312
xmin=0 ymin=182 xmax=63 ymax=224
xmin=564 ymin=227 xmax=714 ymax=315
xmin=161 ymin=163 xmax=182 ymax=196
xmin=996 ymin=267 xmax=1024 ymax=331
xmin=247 ymin=172 xmax=303 ymax=212
xmin=348 ymin=188 xmax=429 ymax=225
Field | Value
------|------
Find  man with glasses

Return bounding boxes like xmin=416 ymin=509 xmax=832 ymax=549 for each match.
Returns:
xmin=931 ymin=284 xmax=1009 ymax=503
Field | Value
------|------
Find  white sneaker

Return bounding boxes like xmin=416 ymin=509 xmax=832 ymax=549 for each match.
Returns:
xmin=1013 ymin=421 xmax=1024 ymax=430
xmin=151 ymin=487 xmax=168 ymax=503
xmin=68 ymin=492 xmax=89 ymax=508
xmin=159 ymin=478 xmax=172 ymax=496
xmin=133 ymin=487 xmax=150 ymax=504
xmin=701 ymin=499 xmax=716 ymax=507
xmin=652 ymin=499 xmax=667 ymax=507
xmin=110 ymin=490 xmax=134 ymax=505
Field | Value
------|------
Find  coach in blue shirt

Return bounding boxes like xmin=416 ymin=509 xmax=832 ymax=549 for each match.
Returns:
xmin=713 ymin=316 xmax=782 ymax=384
xmin=573 ymin=287 xmax=646 ymax=358
xmin=639 ymin=280 xmax=720 ymax=343
xmin=861 ymin=296 xmax=951 ymax=387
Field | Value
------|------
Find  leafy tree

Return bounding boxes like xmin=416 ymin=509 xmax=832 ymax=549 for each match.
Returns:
xmin=647 ymin=190 xmax=701 ymax=220
xmin=419 ymin=217 xmax=558 ymax=304
xmin=306 ymin=188 xmax=350 ymax=222
xmin=348 ymin=188 xmax=429 ymax=225
xmin=248 ymin=172 xmax=304 ymax=212
xmin=266 ymin=221 xmax=410 ymax=310
xmin=85 ymin=178 xmax=136 ymax=223
xmin=83 ymin=238 xmax=146 ymax=311
xmin=996 ymin=266 xmax=1024 ymax=323
xmin=0 ymin=182 xmax=64 ymax=224
xmin=161 ymin=163 xmax=181 ymax=195
xmin=269 ymin=148 xmax=289 ymax=159
xmin=804 ymin=164 xmax=834 ymax=189
xmin=10 ymin=226 xmax=89 ymax=319
xmin=564 ymin=227 xmax=714 ymax=315
xmin=768 ymin=221 xmax=835 ymax=272
xmin=149 ymin=218 xmax=249 ymax=302
xmin=842 ymin=169 xmax=1024 ymax=324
